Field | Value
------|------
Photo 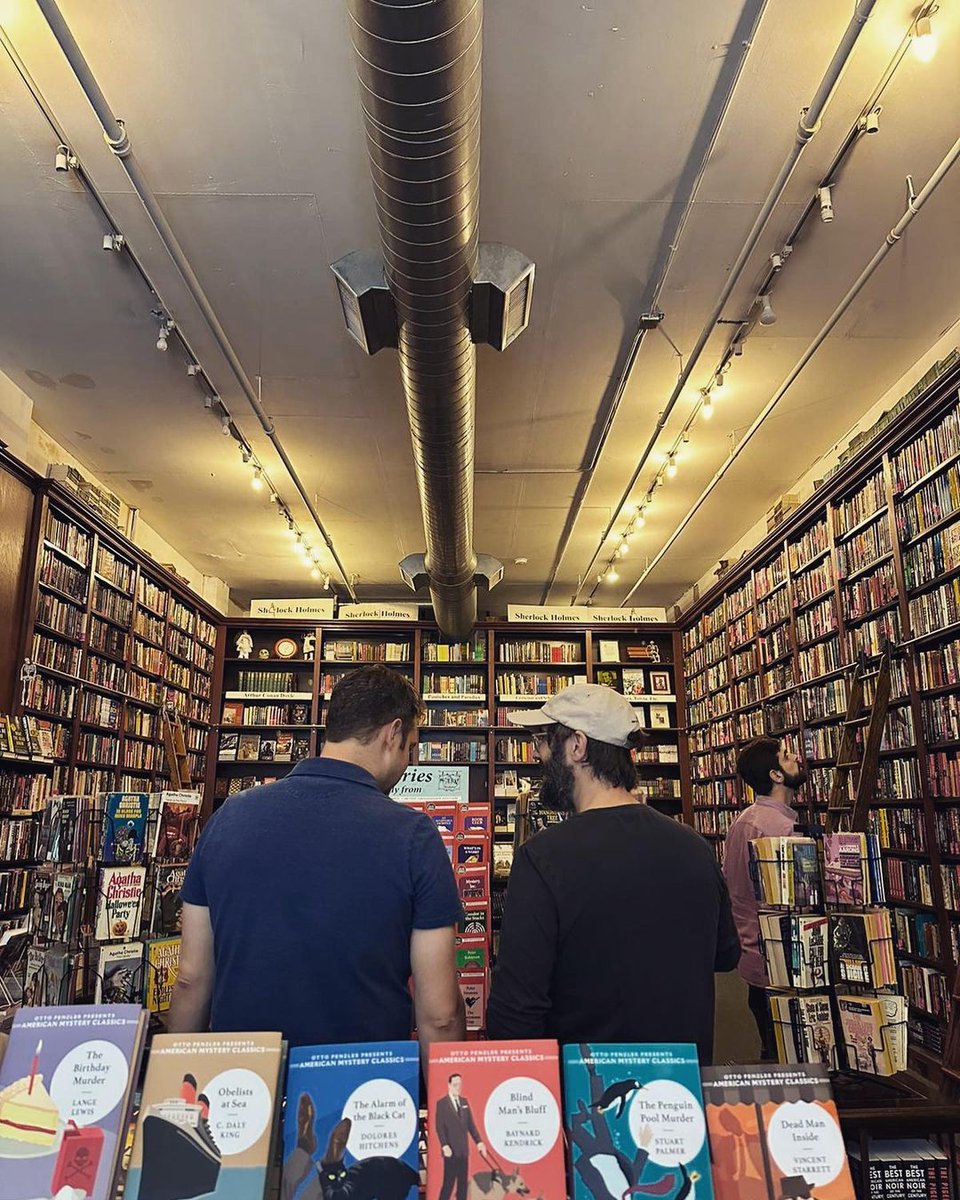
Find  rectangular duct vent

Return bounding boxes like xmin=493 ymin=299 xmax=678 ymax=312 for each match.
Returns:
xmin=470 ymin=243 xmax=536 ymax=352
xmin=330 ymin=251 xmax=398 ymax=355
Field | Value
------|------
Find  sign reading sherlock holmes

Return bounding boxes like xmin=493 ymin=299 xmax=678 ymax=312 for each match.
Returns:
xmin=506 ymin=604 xmax=667 ymax=624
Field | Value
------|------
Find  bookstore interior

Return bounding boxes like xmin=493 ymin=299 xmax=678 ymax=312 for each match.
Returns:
xmin=0 ymin=0 xmax=959 ymax=1197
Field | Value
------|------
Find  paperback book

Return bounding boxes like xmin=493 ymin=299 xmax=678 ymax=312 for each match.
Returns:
xmin=282 ymin=1042 xmax=420 ymax=1200
xmin=95 ymin=865 xmax=146 ymax=943
xmin=144 ymin=936 xmax=181 ymax=1014
xmin=149 ymin=862 xmax=188 ymax=936
xmin=101 ymin=792 xmax=149 ymax=865
xmin=759 ymin=914 xmax=829 ymax=989
xmin=126 ymin=1031 xmax=284 ymax=1200
xmin=427 ymin=1041 xmax=565 ymax=1200
xmin=701 ymin=1062 xmax=855 ymax=1200
xmin=768 ymin=993 xmax=837 ymax=1068
xmin=152 ymin=791 xmax=202 ymax=860
xmin=96 ymin=942 xmax=145 ymax=1005
xmin=0 ymin=1003 xmax=148 ymax=1200
xmin=829 ymin=909 xmax=897 ymax=989
xmin=836 ymin=994 xmax=907 ymax=1075
xmin=562 ymin=1043 xmax=714 ymax=1200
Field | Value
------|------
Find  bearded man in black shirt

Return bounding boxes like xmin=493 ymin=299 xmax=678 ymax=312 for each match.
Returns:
xmin=486 ymin=683 xmax=740 ymax=1062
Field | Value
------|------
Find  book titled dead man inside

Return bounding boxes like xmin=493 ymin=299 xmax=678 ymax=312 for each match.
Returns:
xmin=0 ymin=1003 xmax=147 ymax=1200
xmin=126 ymin=1031 xmax=284 ymax=1200
xmin=427 ymin=1041 xmax=566 ymax=1200
xmin=562 ymin=1044 xmax=714 ymax=1200
xmin=282 ymin=1042 xmax=420 ymax=1200
xmin=701 ymin=1062 xmax=855 ymax=1200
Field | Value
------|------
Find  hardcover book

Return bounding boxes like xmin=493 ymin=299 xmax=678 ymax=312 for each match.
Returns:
xmin=562 ymin=1043 xmax=714 ymax=1200
xmin=101 ymin=792 xmax=149 ymax=865
xmin=221 ymin=701 xmax=244 ymax=725
xmin=144 ymin=937 xmax=181 ymax=1014
xmin=238 ymin=733 xmax=261 ymax=762
xmin=95 ymin=866 xmax=146 ymax=943
xmin=702 ymin=1062 xmax=854 ymax=1200
xmin=126 ymin=1031 xmax=284 ymax=1200
xmin=621 ymin=669 xmax=646 ymax=698
xmin=0 ymin=1003 xmax=148 ymax=1200
xmin=281 ymin=1042 xmax=420 ymax=1200
xmin=96 ymin=942 xmax=145 ymax=1005
xmin=274 ymin=732 xmax=293 ymax=762
xmin=218 ymin=732 xmax=239 ymax=762
xmin=152 ymin=792 xmax=202 ymax=860
xmin=427 ymin=1041 xmax=565 ymax=1200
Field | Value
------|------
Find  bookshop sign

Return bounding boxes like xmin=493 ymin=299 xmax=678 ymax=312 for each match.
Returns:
xmin=249 ymin=598 xmax=336 ymax=619
xmin=507 ymin=604 xmax=666 ymax=624
xmin=338 ymin=602 xmax=421 ymax=621
xmin=390 ymin=765 xmax=470 ymax=805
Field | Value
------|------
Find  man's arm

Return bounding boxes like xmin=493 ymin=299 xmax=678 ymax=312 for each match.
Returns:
xmin=411 ymin=925 xmax=466 ymax=1065
xmin=166 ymin=901 xmax=215 ymax=1032
xmin=485 ymin=845 xmax=556 ymax=1040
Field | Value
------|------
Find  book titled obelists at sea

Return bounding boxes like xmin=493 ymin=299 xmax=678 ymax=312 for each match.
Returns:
xmin=126 ymin=1031 xmax=284 ymax=1200
xmin=0 ymin=1003 xmax=148 ymax=1200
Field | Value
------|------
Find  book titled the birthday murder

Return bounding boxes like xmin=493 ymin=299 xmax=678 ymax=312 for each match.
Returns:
xmin=0 ymin=1003 xmax=148 ymax=1200
xmin=282 ymin=1042 xmax=420 ymax=1200
xmin=427 ymin=1041 xmax=566 ymax=1200
xmin=562 ymin=1044 xmax=714 ymax=1200
xmin=701 ymin=1062 xmax=855 ymax=1200
xmin=126 ymin=1031 xmax=284 ymax=1200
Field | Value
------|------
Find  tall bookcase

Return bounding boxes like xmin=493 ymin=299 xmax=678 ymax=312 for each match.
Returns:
xmin=18 ymin=484 xmax=217 ymax=800
xmin=680 ymin=363 xmax=960 ymax=1077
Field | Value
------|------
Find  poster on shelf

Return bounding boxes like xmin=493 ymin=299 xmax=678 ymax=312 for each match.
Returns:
xmin=248 ymin=598 xmax=335 ymax=619
xmin=507 ymin=604 xmax=667 ymax=624
xmin=390 ymin=766 xmax=469 ymax=805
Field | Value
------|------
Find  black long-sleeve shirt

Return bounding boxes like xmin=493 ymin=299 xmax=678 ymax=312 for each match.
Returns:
xmin=486 ymin=803 xmax=740 ymax=1063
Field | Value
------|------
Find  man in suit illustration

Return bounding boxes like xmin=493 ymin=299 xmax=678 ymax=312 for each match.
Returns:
xmin=435 ymin=1073 xmax=487 ymax=1200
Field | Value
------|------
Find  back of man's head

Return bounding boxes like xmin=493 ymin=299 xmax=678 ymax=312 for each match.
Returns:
xmin=737 ymin=736 xmax=780 ymax=797
xmin=326 ymin=665 xmax=424 ymax=743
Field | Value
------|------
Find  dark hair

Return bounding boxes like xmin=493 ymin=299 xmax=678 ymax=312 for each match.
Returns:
xmin=737 ymin=737 xmax=781 ymax=795
xmin=448 ymin=1073 xmax=461 ymax=1083
xmin=325 ymin=665 xmax=424 ymax=744
xmin=548 ymin=722 xmax=638 ymax=791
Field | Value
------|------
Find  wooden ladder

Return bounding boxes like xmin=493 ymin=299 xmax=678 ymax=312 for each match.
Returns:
xmin=824 ymin=652 xmax=892 ymax=836
xmin=161 ymin=706 xmax=193 ymax=790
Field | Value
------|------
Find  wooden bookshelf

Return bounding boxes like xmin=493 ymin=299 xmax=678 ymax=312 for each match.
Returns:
xmin=679 ymin=361 xmax=960 ymax=1075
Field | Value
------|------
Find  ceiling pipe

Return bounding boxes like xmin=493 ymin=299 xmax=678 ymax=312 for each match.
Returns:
xmin=33 ymin=0 xmax=357 ymax=600
xmin=573 ymin=0 xmax=878 ymax=602
xmin=343 ymin=0 xmax=492 ymax=638
xmin=623 ymin=133 xmax=960 ymax=604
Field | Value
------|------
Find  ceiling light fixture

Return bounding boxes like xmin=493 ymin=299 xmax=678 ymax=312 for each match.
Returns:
xmin=323 ymin=574 xmax=331 ymax=592
xmin=155 ymin=317 xmax=174 ymax=352
xmin=102 ymin=232 xmax=124 ymax=252
xmin=55 ymin=145 xmax=78 ymax=172
xmin=240 ymin=446 xmax=251 ymax=465
xmin=912 ymin=11 xmax=936 ymax=62
xmin=859 ymin=106 xmax=881 ymax=135
xmin=818 ymin=185 xmax=834 ymax=223
xmin=702 ymin=391 xmax=714 ymax=419
xmin=310 ymin=565 xmax=321 ymax=580
xmin=251 ymin=465 xmax=263 ymax=491
xmin=605 ymin=564 xmax=619 ymax=583
xmin=634 ymin=508 xmax=646 ymax=528
xmin=758 ymin=294 xmax=777 ymax=326
xmin=666 ymin=453 xmax=678 ymax=479
xmin=618 ymin=541 xmax=629 ymax=557
xmin=220 ymin=413 xmax=231 ymax=436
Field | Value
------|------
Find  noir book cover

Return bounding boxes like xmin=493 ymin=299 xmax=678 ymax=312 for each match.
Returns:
xmin=101 ymin=792 xmax=149 ymax=865
xmin=127 ymin=1031 xmax=284 ymax=1200
xmin=701 ymin=1063 xmax=854 ymax=1200
xmin=282 ymin=1041 xmax=420 ymax=1200
xmin=427 ymin=1041 xmax=565 ymax=1200
xmin=562 ymin=1043 xmax=714 ymax=1200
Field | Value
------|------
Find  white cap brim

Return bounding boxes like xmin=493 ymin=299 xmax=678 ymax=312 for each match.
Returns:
xmin=505 ymin=708 xmax=557 ymax=728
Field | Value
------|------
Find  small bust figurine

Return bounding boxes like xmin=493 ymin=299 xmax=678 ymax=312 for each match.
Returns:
xmin=235 ymin=631 xmax=254 ymax=659
xmin=19 ymin=658 xmax=38 ymax=706
xmin=302 ymin=632 xmax=316 ymax=662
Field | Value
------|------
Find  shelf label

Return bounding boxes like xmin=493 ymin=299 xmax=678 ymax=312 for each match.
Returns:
xmin=338 ymin=602 xmax=421 ymax=621
xmin=506 ymin=604 xmax=666 ymax=624
xmin=249 ymin=598 xmax=335 ymax=619
xmin=390 ymin=765 xmax=469 ymax=804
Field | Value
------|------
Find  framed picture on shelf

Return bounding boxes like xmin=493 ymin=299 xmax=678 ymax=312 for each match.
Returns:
xmin=595 ymin=668 xmax=618 ymax=689
xmin=649 ymin=669 xmax=671 ymax=694
xmin=597 ymin=639 xmax=620 ymax=663
xmin=622 ymin=668 xmax=646 ymax=698
xmin=649 ymin=704 xmax=670 ymax=729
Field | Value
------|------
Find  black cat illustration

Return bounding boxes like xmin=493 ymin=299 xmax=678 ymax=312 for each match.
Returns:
xmin=318 ymin=1117 xmax=419 ymax=1200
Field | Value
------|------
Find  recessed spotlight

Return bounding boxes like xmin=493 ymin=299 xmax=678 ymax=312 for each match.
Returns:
xmin=514 ymin=557 xmax=528 ymax=565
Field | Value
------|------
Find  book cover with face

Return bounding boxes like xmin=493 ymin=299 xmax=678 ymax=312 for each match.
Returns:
xmin=427 ymin=1041 xmax=565 ymax=1200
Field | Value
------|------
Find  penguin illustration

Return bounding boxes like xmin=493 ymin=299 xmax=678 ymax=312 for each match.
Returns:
xmin=590 ymin=1078 xmax=642 ymax=1119
xmin=675 ymin=1163 xmax=700 ymax=1200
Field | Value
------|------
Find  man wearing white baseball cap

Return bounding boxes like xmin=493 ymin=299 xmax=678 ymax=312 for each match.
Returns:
xmin=486 ymin=683 xmax=740 ymax=1062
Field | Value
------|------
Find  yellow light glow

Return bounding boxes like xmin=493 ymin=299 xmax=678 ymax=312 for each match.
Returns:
xmin=251 ymin=468 xmax=263 ymax=491
xmin=912 ymin=15 xmax=936 ymax=61
xmin=606 ymin=565 xmax=619 ymax=583
xmin=666 ymin=454 xmax=678 ymax=479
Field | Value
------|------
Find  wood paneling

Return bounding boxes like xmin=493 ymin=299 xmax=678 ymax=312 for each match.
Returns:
xmin=0 ymin=459 xmax=37 ymax=711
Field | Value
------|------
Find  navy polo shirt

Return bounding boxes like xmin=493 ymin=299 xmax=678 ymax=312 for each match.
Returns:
xmin=181 ymin=757 xmax=462 ymax=1046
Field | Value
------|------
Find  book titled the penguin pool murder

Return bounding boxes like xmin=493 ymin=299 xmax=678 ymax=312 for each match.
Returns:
xmin=562 ymin=1044 xmax=714 ymax=1200
xmin=426 ymin=1041 xmax=566 ymax=1200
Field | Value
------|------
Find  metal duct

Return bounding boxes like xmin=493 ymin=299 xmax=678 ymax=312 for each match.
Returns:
xmin=346 ymin=0 xmax=484 ymax=639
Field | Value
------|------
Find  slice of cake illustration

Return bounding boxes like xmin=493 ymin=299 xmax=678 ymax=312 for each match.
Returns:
xmin=0 ymin=1073 xmax=60 ymax=1147
xmin=139 ymin=1074 xmax=221 ymax=1200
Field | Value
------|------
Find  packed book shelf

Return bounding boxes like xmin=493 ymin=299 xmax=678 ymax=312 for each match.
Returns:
xmin=24 ymin=490 xmax=217 ymax=803
xmin=681 ymin=373 xmax=960 ymax=1075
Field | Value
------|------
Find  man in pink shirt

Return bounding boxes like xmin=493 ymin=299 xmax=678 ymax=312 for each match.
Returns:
xmin=723 ymin=736 xmax=806 ymax=1059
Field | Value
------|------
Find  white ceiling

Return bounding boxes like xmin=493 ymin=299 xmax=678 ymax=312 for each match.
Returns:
xmin=0 ymin=0 xmax=957 ymax=613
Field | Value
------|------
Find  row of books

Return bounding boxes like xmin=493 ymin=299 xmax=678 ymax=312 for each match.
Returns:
xmin=221 ymin=700 xmax=311 ymax=725
xmin=895 ymin=461 xmax=960 ymax=543
xmin=903 ymin=520 xmax=960 ymax=590
xmin=849 ymin=1138 xmax=953 ymax=1200
xmin=219 ymin=731 xmax=309 ymax=763
xmin=789 ymin=519 xmax=830 ymax=571
xmin=497 ymin=639 xmax=581 ymax=663
xmin=908 ymin=577 xmax=960 ymax=636
xmin=893 ymin=401 xmax=960 ymax=491
xmin=45 ymin=509 xmax=92 ymax=562
xmin=422 ymin=634 xmax=486 ymax=662
xmin=835 ymin=472 xmax=886 ymax=535
xmin=760 ymin=908 xmax=897 ymax=990
xmin=769 ymin=989 xmax=907 ymax=1075
xmin=323 ymin=639 xmax=410 ymax=661
xmin=0 ymin=1011 xmax=867 ymax=1200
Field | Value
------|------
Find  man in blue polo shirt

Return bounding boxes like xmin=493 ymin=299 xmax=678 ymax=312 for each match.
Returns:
xmin=169 ymin=665 xmax=465 ymax=1050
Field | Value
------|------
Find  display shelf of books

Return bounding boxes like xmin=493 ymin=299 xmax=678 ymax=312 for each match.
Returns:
xmin=680 ymin=369 xmax=960 ymax=1076
xmin=18 ymin=491 xmax=216 ymax=818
